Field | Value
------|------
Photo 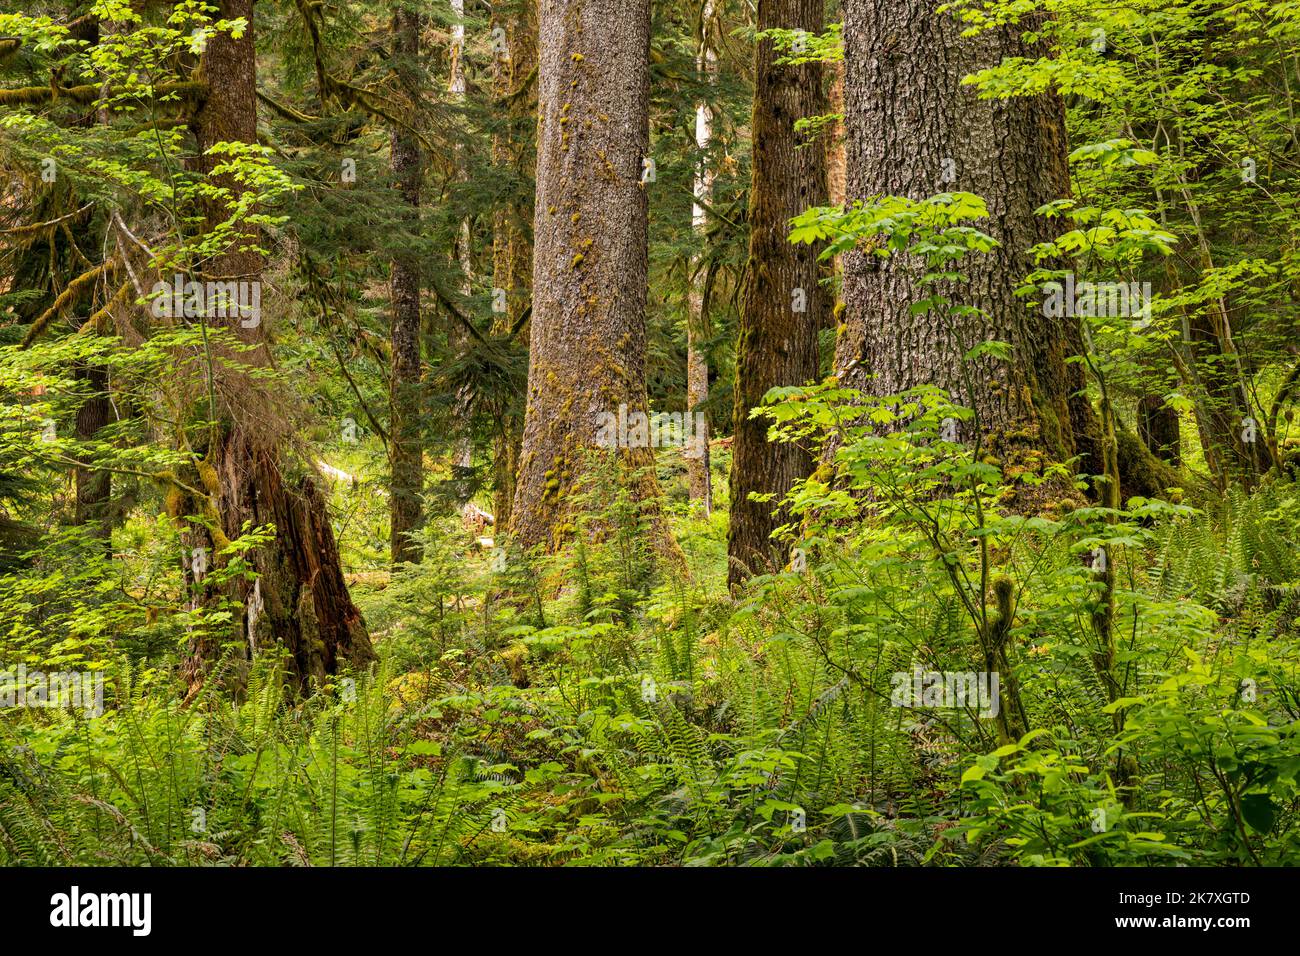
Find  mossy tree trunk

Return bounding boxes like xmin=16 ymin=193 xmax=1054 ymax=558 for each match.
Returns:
xmin=73 ymin=362 xmax=113 ymax=545
xmin=834 ymin=0 xmax=1100 ymax=483
xmin=509 ymin=0 xmax=675 ymax=557
xmin=490 ymin=0 xmax=536 ymax=529
xmin=1137 ymin=394 xmax=1181 ymax=466
xmin=179 ymin=0 xmax=374 ymax=693
xmin=449 ymin=0 xmax=478 ymax=520
xmin=388 ymin=3 xmax=424 ymax=565
xmin=727 ymin=0 xmax=829 ymax=587
xmin=686 ymin=4 xmax=717 ymax=515
xmin=1187 ymin=308 xmax=1269 ymax=486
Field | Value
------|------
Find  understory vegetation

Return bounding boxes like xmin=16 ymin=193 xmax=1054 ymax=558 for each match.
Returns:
xmin=3 ymin=0 xmax=1300 ymax=869
xmin=3 ymin=409 xmax=1298 ymax=866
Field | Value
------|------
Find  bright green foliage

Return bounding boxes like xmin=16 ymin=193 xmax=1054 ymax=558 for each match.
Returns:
xmin=2 ymin=0 xmax=1299 ymax=868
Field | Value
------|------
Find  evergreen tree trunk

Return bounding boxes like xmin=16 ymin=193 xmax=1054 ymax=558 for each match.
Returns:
xmin=389 ymin=3 xmax=424 ymax=564
xmin=834 ymin=0 xmax=1100 ymax=485
xmin=827 ymin=58 xmax=846 ymax=212
xmin=727 ymin=0 xmax=828 ymax=586
xmin=686 ymin=4 xmax=716 ymax=515
xmin=510 ymin=0 xmax=675 ymax=556
xmin=1188 ymin=309 xmax=1269 ymax=485
xmin=1165 ymin=152 xmax=1268 ymax=487
xmin=490 ymin=0 xmax=536 ymax=530
xmin=449 ymin=0 xmax=477 ymax=520
xmin=826 ymin=55 xmax=847 ymax=297
xmin=1137 ymin=394 xmax=1181 ymax=466
xmin=180 ymin=0 xmax=374 ymax=693
xmin=73 ymin=363 xmax=112 ymax=545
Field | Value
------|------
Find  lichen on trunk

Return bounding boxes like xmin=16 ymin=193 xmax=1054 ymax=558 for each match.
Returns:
xmin=178 ymin=0 xmax=375 ymax=694
xmin=727 ymin=0 xmax=829 ymax=587
xmin=834 ymin=0 xmax=1101 ymax=493
xmin=509 ymin=0 xmax=677 ymax=560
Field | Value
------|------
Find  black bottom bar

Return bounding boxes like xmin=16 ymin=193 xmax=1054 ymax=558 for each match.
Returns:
xmin=0 ymin=865 xmax=1284 ymax=943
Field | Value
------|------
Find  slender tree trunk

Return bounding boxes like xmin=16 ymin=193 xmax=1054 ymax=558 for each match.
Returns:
xmin=510 ymin=0 xmax=675 ymax=557
xmin=826 ymin=54 xmax=847 ymax=300
xmin=1165 ymin=150 xmax=1269 ymax=486
xmin=686 ymin=3 xmax=717 ymax=515
xmin=180 ymin=0 xmax=374 ymax=692
xmin=1137 ymin=394 xmax=1181 ymax=466
xmin=727 ymin=0 xmax=828 ymax=586
xmin=73 ymin=75 xmax=118 ymax=549
xmin=449 ymin=0 xmax=477 ymax=520
xmin=490 ymin=0 xmax=536 ymax=529
xmin=389 ymin=4 xmax=424 ymax=564
xmin=73 ymin=363 xmax=112 ymax=544
xmin=1188 ymin=308 xmax=1269 ymax=484
xmin=833 ymin=0 xmax=1099 ymax=483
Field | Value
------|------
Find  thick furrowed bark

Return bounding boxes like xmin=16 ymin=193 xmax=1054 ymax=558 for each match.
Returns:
xmin=180 ymin=0 xmax=374 ymax=693
xmin=510 ymin=0 xmax=677 ymax=559
xmin=727 ymin=0 xmax=828 ymax=586
xmin=835 ymin=0 xmax=1099 ymax=484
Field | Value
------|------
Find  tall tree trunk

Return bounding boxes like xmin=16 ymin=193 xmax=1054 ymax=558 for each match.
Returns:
xmin=510 ymin=0 xmax=675 ymax=557
xmin=686 ymin=2 xmax=717 ymax=515
xmin=833 ymin=0 xmax=1099 ymax=485
xmin=1187 ymin=308 xmax=1268 ymax=485
xmin=826 ymin=59 xmax=846 ymax=212
xmin=449 ymin=0 xmax=477 ymax=520
xmin=490 ymin=0 xmax=536 ymax=529
xmin=826 ymin=54 xmax=847 ymax=300
xmin=73 ymin=363 xmax=112 ymax=545
xmin=727 ymin=0 xmax=828 ymax=586
xmin=389 ymin=3 xmax=424 ymax=564
xmin=180 ymin=0 xmax=374 ymax=693
xmin=71 ymin=25 xmax=119 ymax=553
xmin=1164 ymin=147 xmax=1269 ymax=487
